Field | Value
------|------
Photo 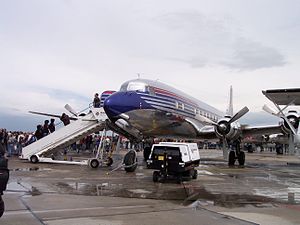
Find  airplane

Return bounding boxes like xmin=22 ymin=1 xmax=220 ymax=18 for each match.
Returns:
xmin=102 ymin=78 xmax=298 ymax=166
xmin=262 ymin=88 xmax=300 ymax=152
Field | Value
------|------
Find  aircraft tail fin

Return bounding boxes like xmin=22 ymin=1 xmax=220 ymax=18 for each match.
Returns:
xmin=226 ymin=86 xmax=234 ymax=116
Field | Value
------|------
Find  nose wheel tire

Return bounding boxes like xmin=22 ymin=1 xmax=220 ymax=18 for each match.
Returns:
xmin=124 ymin=150 xmax=137 ymax=172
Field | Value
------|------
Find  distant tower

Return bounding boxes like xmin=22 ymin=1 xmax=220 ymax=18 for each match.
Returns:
xmin=226 ymin=86 xmax=233 ymax=116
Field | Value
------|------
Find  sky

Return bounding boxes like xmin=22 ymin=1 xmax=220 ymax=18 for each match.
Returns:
xmin=1 ymin=0 xmax=300 ymax=131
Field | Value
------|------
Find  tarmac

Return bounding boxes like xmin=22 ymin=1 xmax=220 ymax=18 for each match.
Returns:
xmin=2 ymin=149 xmax=300 ymax=225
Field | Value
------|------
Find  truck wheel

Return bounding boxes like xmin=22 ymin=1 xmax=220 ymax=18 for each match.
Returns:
xmin=228 ymin=151 xmax=236 ymax=166
xmin=89 ymin=159 xmax=99 ymax=168
xmin=30 ymin=155 xmax=38 ymax=164
xmin=192 ymin=169 xmax=198 ymax=179
xmin=153 ymin=171 xmax=159 ymax=182
xmin=143 ymin=147 xmax=151 ymax=161
xmin=238 ymin=151 xmax=245 ymax=166
xmin=0 ymin=196 xmax=4 ymax=218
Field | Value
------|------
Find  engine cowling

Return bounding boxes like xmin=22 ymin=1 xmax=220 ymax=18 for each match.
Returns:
xmin=281 ymin=110 xmax=299 ymax=134
xmin=215 ymin=116 xmax=242 ymax=141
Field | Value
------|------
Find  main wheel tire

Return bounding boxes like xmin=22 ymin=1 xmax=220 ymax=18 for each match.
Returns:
xmin=30 ymin=155 xmax=38 ymax=164
xmin=238 ymin=151 xmax=245 ymax=166
xmin=106 ymin=157 xmax=113 ymax=167
xmin=124 ymin=150 xmax=137 ymax=172
xmin=143 ymin=147 xmax=151 ymax=161
xmin=90 ymin=159 xmax=100 ymax=169
xmin=192 ymin=169 xmax=198 ymax=179
xmin=153 ymin=171 xmax=159 ymax=182
xmin=228 ymin=151 xmax=236 ymax=166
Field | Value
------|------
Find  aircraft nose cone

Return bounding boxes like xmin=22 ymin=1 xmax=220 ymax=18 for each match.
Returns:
xmin=103 ymin=91 xmax=143 ymax=120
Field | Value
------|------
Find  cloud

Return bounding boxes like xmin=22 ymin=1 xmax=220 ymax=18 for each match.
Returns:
xmin=224 ymin=38 xmax=286 ymax=70
xmin=153 ymin=11 xmax=286 ymax=71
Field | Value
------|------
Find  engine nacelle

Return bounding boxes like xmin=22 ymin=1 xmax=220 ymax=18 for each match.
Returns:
xmin=215 ymin=117 xmax=242 ymax=141
xmin=281 ymin=110 xmax=299 ymax=134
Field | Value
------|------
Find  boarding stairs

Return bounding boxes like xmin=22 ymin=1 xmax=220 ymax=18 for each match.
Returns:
xmin=21 ymin=108 xmax=108 ymax=164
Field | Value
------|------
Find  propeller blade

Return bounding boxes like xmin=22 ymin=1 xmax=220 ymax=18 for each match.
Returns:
xmin=228 ymin=106 xmax=249 ymax=124
xmin=64 ymin=104 xmax=77 ymax=117
xmin=262 ymin=105 xmax=278 ymax=116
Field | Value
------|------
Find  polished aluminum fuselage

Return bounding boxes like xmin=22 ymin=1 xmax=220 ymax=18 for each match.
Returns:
xmin=104 ymin=79 xmax=224 ymax=139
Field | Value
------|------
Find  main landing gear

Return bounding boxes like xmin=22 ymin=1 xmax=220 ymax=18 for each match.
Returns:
xmin=228 ymin=140 xmax=245 ymax=166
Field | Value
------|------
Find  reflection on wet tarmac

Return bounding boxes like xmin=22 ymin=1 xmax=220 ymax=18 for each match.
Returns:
xmin=12 ymin=167 xmax=52 ymax=172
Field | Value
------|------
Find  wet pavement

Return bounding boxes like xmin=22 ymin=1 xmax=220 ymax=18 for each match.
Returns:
xmin=2 ymin=149 xmax=300 ymax=224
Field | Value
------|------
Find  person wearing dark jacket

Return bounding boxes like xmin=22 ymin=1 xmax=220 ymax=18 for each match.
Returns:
xmin=42 ymin=120 xmax=50 ymax=137
xmin=34 ymin=125 xmax=43 ymax=140
xmin=93 ymin=93 xmax=101 ymax=108
xmin=49 ymin=118 xmax=55 ymax=133
xmin=60 ymin=113 xmax=70 ymax=126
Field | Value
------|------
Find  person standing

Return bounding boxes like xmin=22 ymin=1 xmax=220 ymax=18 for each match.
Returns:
xmin=42 ymin=120 xmax=50 ymax=137
xmin=93 ymin=93 xmax=101 ymax=108
xmin=60 ymin=113 xmax=70 ymax=126
xmin=34 ymin=125 xmax=43 ymax=140
xmin=49 ymin=118 xmax=55 ymax=133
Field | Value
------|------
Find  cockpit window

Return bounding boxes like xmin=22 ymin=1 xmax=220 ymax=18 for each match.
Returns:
xmin=127 ymin=82 xmax=146 ymax=92
xmin=120 ymin=83 xmax=128 ymax=92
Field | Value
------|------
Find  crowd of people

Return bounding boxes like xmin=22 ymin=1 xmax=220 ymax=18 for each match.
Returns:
xmin=0 ymin=127 xmax=123 ymax=157
xmin=0 ymin=129 xmax=33 ymax=156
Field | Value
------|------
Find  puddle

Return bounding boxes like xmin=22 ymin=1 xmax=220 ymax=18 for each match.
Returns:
xmin=183 ymin=185 xmax=273 ymax=207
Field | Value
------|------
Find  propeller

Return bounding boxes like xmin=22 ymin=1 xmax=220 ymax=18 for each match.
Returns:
xmin=263 ymin=104 xmax=297 ymax=135
xmin=64 ymin=104 xmax=78 ymax=117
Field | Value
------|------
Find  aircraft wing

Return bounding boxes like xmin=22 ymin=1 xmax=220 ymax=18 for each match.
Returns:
xmin=29 ymin=111 xmax=78 ymax=121
xmin=262 ymin=88 xmax=300 ymax=105
xmin=241 ymin=124 xmax=283 ymax=137
xmin=186 ymin=117 xmax=284 ymax=140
